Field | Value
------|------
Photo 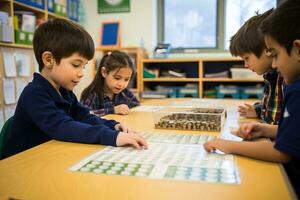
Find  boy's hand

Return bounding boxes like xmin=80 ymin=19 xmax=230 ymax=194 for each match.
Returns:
xmin=203 ymin=139 xmax=233 ymax=154
xmin=114 ymin=104 xmax=130 ymax=115
xmin=114 ymin=122 xmax=135 ymax=134
xmin=232 ymin=122 xmax=265 ymax=140
xmin=116 ymin=132 xmax=148 ymax=150
xmin=238 ymin=103 xmax=258 ymax=118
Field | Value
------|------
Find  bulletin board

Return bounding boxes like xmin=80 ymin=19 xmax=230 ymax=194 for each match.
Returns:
xmin=100 ymin=21 xmax=121 ymax=48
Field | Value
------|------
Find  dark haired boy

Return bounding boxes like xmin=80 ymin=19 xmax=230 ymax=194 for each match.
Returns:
xmin=230 ymin=9 xmax=284 ymax=125
xmin=3 ymin=18 xmax=147 ymax=159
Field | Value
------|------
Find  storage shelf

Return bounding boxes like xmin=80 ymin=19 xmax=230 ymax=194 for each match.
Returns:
xmin=141 ymin=58 xmax=265 ymax=99
xmin=47 ymin=12 xmax=69 ymax=20
xmin=143 ymin=78 xmax=199 ymax=82
xmin=0 ymin=42 xmax=32 ymax=49
xmin=202 ymin=78 xmax=264 ymax=82
xmin=13 ymin=1 xmax=45 ymax=14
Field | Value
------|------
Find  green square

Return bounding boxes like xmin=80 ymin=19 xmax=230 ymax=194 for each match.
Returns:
xmin=98 ymin=0 xmax=130 ymax=13
xmin=15 ymin=30 xmax=27 ymax=44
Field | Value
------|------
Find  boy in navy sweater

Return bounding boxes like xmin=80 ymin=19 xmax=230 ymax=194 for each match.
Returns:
xmin=204 ymin=0 xmax=300 ymax=197
xmin=3 ymin=18 xmax=147 ymax=159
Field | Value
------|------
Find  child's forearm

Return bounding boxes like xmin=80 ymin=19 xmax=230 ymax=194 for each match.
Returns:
xmin=230 ymin=141 xmax=290 ymax=163
xmin=262 ymin=124 xmax=278 ymax=139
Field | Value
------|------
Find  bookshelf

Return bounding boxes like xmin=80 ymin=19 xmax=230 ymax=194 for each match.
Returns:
xmin=94 ymin=47 xmax=148 ymax=93
xmin=141 ymin=57 xmax=264 ymax=99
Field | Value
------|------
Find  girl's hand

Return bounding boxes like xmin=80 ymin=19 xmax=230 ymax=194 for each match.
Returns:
xmin=114 ymin=104 xmax=130 ymax=115
xmin=203 ymin=139 xmax=233 ymax=154
xmin=232 ymin=122 xmax=265 ymax=140
xmin=238 ymin=103 xmax=258 ymax=118
xmin=116 ymin=132 xmax=148 ymax=149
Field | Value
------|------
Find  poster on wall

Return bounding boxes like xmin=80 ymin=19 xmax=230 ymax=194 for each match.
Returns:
xmin=98 ymin=0 xmax=130 ymax=13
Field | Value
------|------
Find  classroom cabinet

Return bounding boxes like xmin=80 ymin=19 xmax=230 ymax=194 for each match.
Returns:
xmin=141 ymin=58 xmax=264 ymax=99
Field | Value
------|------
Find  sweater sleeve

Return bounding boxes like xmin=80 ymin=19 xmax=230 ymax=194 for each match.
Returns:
xmin=25 ymin=89 xmax=119 ymax=146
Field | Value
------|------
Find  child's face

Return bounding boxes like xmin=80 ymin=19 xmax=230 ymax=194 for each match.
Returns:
xmin=48 ymin=53 xmax=88 ymax=91
xmin=265 ymin=35 xmax=300 ymax=84
xmin=241 ymin=52 xmax=272 ymax=75
xmin=101 ymin=66 xmax=132 ymax=94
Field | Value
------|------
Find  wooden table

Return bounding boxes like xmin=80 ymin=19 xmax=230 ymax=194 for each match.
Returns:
xmin=0 ymin=99 xmax=296 ymax=200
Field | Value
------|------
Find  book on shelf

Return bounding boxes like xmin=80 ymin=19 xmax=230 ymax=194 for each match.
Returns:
xmin=141 ymin=91 xmax=168 ymax=99
xmin=204 ymin=71 xmax=229 ymax=78
xmin=160 ymin=69 xmax=186 ymax=78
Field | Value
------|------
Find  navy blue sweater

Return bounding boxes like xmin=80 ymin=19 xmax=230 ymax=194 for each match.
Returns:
xmin=3 ymin=73 xmax=119 ymax=158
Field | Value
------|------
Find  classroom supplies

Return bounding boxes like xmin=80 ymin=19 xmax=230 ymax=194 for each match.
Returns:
xmin=154 ymin=107 xmax=226 ymax=131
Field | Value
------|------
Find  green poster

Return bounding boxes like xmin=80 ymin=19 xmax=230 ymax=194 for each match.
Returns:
xmin=98 ymin=0 xmax=130 ymax=13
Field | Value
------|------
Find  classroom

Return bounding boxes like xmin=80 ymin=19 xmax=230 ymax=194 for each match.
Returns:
xmin=0 ymin=0 xmax=299 ymax=199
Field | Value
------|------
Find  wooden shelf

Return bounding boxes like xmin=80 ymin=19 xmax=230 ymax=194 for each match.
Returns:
xmin=142 ymin=58 xmax=200 ymax=63
xmin=0 ymin=42 xmax=32 ymax=49
xmin=47 ymin=12 xmax=69 ymax=20
xmin=141 ymin=58 xmax=264 ymax=99
xmin=143 ymin=78 xmax=199 ymax=82
xmin=13 ymin=1 xmax=45 ymax=14
xmin=202 ymin=78 xmax=264 ymax=82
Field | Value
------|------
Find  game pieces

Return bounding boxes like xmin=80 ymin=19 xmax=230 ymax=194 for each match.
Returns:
xmin=70 ymin=132 xmax=240 ymax=184
xmin=154 ymin=107 xmax=226 ymax=131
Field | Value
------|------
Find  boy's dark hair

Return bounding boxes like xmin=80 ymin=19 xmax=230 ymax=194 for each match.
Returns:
xmin=261 ymin=0 xmax=300 ymax=55
xmin=230 ymin=9 xmax=273 ymax=58
xmin=81 ymin=50 xmax=135 ymax=103
xmin=33 ymin=18 xmax=94 ymax=71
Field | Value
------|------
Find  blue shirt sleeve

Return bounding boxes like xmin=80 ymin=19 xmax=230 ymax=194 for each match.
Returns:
xmin=124 ymin=89 xmax=140 ymax=108
xmin=24 ymin=89 xmax=119 ymax=146
xmin=275 ymin=92 xmax=300 ymax=158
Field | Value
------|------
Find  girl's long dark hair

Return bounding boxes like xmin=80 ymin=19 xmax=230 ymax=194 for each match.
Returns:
xmin=81 ymin=50 xmax=135 ymax=103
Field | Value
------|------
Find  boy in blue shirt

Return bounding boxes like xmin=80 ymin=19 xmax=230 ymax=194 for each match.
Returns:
xmin=204 ymin=0 xmax=300 ymax=197
xmin=2 ymin=18 xmax=147 ymax=159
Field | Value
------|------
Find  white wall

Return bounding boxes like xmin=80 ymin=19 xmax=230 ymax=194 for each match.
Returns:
xmin=73 ymin=0 xmax=157 ymax=98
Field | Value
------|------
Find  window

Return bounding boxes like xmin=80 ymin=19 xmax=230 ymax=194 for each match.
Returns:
xmin=163 ymin=0 xmax=217 ymax=49
xmin=158 ymin=0 xmax=277 ymax=53
xmin=225 ymin=0 xmax=277 ymax=49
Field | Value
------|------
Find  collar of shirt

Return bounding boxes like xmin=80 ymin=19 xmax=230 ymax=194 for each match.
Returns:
xmin=32 ymin=73 xmax=72 ymax=104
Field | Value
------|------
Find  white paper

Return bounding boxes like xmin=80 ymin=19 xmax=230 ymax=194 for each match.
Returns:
xmin=3 ymin=79 xmax=16 ymax=104
xmin=3 ymin=50 xmax=17 ymax=77
xmin=170 ymin=99 xmax=221 ymax=107
xmin=15 ymin=53 xmax=31 ymax=77
xmin=16 ymin=79 xmax=27 ymax=100
xmin=4 ymin=106 xmax=15 ymax=121
xmin=70 ymin=132 xmax=240 ymax=184
xmin=0 ymin=109 xmax=4 ymax=129
xmin=131 ymin=105 xmax=164 ymax=112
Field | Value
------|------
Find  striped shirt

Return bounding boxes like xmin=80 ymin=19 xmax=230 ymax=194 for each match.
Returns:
xmin=254 ymin=69 xmax=284 ymax=125
xmin=81 ymin=88 xmax=140 ymax=117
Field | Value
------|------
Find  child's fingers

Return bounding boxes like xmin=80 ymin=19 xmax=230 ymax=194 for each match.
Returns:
xmin=244 ymin=103 xmax=253 ymax=109
xmin=136 ymin=135 xmax=148 ymax=149
xmin=203 ymin=142 xmax=214 ymax=152
xmin=128 ymin=139 xmax=141 ymax=149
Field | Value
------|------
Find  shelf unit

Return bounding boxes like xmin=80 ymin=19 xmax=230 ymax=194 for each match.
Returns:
xmin=141 ymin=57 xmax=264 ymax=98
xmin=0 ymin=0 xmax=75 ymax=126
xmin=94 ymin=47 xmax=148 ymax=93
